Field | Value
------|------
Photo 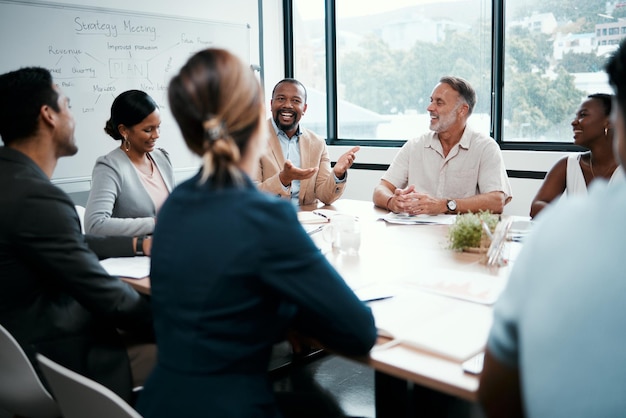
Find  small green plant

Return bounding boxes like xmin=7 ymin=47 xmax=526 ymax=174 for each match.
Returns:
xmin=447 ymin=211 xmax=499 ymax=251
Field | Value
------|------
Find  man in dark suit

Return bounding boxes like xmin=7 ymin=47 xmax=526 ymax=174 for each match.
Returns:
xmin=0 ymin=67 xmax=154 ymax=402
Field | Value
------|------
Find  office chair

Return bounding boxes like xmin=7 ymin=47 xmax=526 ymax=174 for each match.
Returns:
xmin=75 ymin=204 xmax=86 ymax=234
xmin=36 ymin=354 xmax=143 ymax=418
xmin=0 ymin=324 xmax=60 ymax=418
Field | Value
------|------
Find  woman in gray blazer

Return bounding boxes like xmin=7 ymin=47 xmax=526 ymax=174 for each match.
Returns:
xmin=85 ymin=90 xmax=175 ymax=237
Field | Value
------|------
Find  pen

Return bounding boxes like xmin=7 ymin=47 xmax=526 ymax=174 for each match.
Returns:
xmin=312 ymin=210 xmax=329 ymax=220
xmin=365 ymin=295 xmax=395 ymax=303
xmin=307 ymin=225 xmax=325 ymax=236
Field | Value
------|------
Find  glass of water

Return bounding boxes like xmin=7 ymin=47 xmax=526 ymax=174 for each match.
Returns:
xmin=331 ymin=214 xmax=361 ymax=255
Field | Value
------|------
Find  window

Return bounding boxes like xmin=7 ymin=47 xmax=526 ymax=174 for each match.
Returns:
xmin=336 ymin=0 xmax=491 ymax=141
xmin=503 ymin=1 xmax=623 ymax=143
xmin=292 ymin=1 xmax=327 ymax=137
xmin=289 ymin=0 xmax=625 ymax=148
xmin=293 ymin=0 xmax=491 ymax=142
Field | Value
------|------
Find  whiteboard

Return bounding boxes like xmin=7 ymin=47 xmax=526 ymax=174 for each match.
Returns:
xmin=0 ymin=0 xmax=251 ymax=180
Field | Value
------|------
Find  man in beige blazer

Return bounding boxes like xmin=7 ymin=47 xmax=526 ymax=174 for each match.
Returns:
xmin=254 ymin=78 xmax=359 ymax=206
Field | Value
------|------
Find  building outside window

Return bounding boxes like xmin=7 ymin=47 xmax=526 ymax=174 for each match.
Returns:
xmin=292 ymin=0 xmax=625 ymax=146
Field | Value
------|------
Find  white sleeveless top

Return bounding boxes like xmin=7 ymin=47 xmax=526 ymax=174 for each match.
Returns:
xmin=566 ymin=153 xmax=624 ymax=196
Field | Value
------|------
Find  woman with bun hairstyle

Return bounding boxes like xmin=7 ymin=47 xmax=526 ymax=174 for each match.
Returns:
xmin=136 ymin=48 xmax=376 ymax=418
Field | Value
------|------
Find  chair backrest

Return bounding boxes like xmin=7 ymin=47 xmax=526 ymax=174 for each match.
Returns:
xmin=36 ymin=354 xmax=143 ymax=418
xmin=75 ymin=205 xmax=86 ymax=234
xmin=0 ymin=324 xmax=60 ymax=418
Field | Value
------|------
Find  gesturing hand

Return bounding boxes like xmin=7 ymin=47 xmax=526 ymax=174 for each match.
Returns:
xmin=333 ymin=146 xmax=360 ymax=179
xmin=279 ymin=160 xmax=318 ymax=186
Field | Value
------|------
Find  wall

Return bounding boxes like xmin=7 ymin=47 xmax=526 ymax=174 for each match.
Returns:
xmin=1 ymin=1 xmax=254 ymax=180
xmin=0 ymin=0 xmax=284 ymax=194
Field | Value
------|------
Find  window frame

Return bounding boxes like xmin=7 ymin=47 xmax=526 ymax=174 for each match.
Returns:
xmin=282 ymin=0 xmax=588 ymax=152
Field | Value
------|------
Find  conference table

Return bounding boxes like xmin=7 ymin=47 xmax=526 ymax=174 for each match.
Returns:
xmin=120 ymin=198 xmax=527 ymax=417
xmin=305 ymin=199 xmax=524 ymax=417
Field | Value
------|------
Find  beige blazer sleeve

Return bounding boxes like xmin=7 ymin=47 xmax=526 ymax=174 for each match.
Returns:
xmin=253 ymin=121 xmax=291 ymax=199
xmin=253 ymin=121 xmax=346 ymax=206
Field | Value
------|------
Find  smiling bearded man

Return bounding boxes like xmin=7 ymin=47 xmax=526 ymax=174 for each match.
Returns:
xmin=254 ymin=78 xmax=360 ymax=206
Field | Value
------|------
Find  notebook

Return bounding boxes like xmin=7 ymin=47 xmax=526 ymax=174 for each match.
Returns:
xmin=297 ymin=211 xmax=330 ymax=224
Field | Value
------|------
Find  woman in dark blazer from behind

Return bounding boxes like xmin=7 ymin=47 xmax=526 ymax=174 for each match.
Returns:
xmin=136 ymin=48 xmax=377 ymax=418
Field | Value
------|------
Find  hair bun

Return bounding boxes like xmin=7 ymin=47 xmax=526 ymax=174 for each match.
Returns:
xmin=203 ymin=116 xmax=227 ymax=145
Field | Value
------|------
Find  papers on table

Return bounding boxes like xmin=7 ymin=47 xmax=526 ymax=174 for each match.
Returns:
xmin=508 ymin=219 xmax=533 ymax=242
xmin=297 ymin=211 xmax=331 ymax=224
xmin=353 ymin=283 xmax=397 ymax=303
xmin=370 ymin=291 xmax=493 ymax=361
xmin=99 ymin=256 xmax=150 ymax=279
xmin=380 ymin=213 xmax=456 ymax=225
xmin=298 ymin=210 xmax=332 ymax=235
xmin=407 ymin=268 xmax=507 ymax=305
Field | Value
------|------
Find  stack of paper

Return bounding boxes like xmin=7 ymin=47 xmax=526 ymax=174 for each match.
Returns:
xmin=297 ymin=211 xmax=330 ymax=224
xmin=99 ymin=256 xmax=150 ymax=279
xmin=352 ymin=283 xmax=397 ymax=302
xmin=380 ymin=213 xmax=456 ymax=225
xmin=508 ymin=219 xmax=533 ymax=242
xmin=370 ymin=291 xmax=493 ymax=361
xmin=407 ymin=269 xmax=507 ymax=305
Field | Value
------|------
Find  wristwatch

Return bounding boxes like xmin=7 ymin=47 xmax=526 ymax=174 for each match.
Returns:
xmin=446 ymin=199 xmax=457 ymax=213
xmin=136 ymin=236 xmax=145 ymax=256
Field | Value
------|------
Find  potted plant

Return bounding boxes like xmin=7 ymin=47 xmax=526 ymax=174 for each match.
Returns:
xmin=447 ymin=211 xmax=499 ymax=252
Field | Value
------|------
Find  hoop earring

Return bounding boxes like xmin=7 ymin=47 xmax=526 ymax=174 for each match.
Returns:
xmin=123 ymin=138 xmax=131 ymax=152
xmin=605 ymin=127 xmax=608 ymax=137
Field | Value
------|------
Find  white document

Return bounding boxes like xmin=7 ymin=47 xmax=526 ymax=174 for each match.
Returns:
xmin=406 ymin=268 xmax=508 ymax=305
xmin=297 ymin=211 xmax=331 ymax=224
xmin=99 ymin=256 xmax=150 ymax=279
xmin=508 ymin=219 xmax=533 ymax=242
xmin=353 ymin=283 xmax=397 ymax=302
xmin=380 ymin=213 xmax=456 ymax=225
xmin=370 ymin=290 xmax=493 ymax=361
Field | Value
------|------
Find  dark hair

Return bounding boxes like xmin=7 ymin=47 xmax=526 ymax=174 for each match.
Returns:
xmin=104 ymin=90 xmax=158 ymax=141
xmin=168 ymin=48 xmax=264 ymax=186
xmin=0 ymin=67 xmax=60 ymax=145
xmin=607 ymin=40 xmax=626 ymax=124
xmin=271 ymin=78 xmax=307 ymax=104
xmin=587 ymin=93 xmax=613 ymax=116
xmin=439 ymin=76 xmax=477 ymax=116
